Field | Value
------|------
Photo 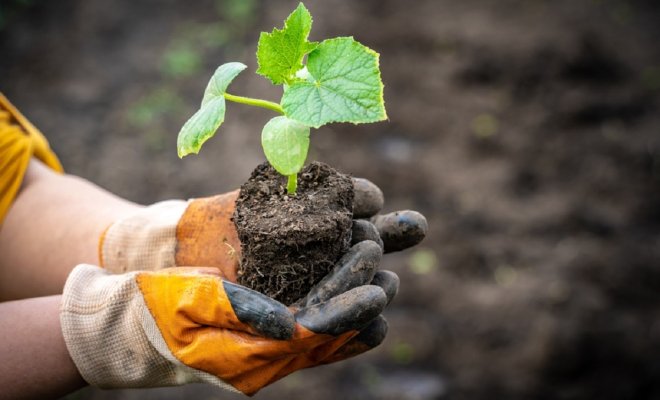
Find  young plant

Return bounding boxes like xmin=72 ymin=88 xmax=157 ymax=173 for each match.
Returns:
xmin=177 ymin=2 xmax=386 ymax=195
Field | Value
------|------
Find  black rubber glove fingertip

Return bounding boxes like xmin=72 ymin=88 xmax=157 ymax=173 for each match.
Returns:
xmin=354 ymin=315 xmax=388 ymax=348
xmin=352 ymin=220 xmax=385 ymax=250
xmin=296 ymin=285 xmax=387 ymax=336
xmin=353 ymin=178 xmax=384 ymax=218
xmin=223 ymin=281 xmax=296 ymax=340
xmin=371 ymin=270 xmax=400 ymax=305
xmin=377 ymin=210 xmax=428 ymax=253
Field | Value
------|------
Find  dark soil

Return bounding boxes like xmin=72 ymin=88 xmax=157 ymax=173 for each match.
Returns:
xmin=233 ymin=161 xmax=354 ymax=305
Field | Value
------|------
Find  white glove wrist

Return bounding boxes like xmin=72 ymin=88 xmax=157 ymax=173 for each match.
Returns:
xmin=100 ymin=200 xmax=188 ymax=273
xmin=60 ymin=264 xmax=192 ymax=388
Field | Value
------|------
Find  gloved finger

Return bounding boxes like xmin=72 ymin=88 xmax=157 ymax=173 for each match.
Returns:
xmin=351 ymin=219 xmax=384 ymax=250
xmin=222 ymin=281 xmax=296 ymax=340
xmin=295 ymin=285 xmax=387 ymax=335
xmin=303 ymin=240 xmax=382 ymax=307
xmin=353 ymin=314 xmax=388 ymax=347
xmin=321 ymin=315 xmax=388 ymax=364
xmin=371 ymin=270 xmax=399 ymax=305
xmin=353 ymin=178 xmax=384 ymax=218
xmin=372 ymin=210 xmax=428 ymax=253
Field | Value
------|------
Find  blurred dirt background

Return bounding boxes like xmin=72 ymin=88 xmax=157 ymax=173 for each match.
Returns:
xmin=2 ymin=0 xmax=660 ymax=399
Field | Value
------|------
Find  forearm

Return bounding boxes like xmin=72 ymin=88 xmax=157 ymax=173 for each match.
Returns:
xmin=0 ymin=295 xmax=86 ymax=400
xmin=0 ymin=159 xmax=142 ymax=301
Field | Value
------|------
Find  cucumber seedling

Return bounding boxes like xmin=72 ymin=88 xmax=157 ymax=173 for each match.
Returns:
xmin=176 ymin=2 xmax=387 ymax=195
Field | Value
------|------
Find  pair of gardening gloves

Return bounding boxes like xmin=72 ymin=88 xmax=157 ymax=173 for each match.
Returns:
xmin=61 ymin=179 xmax=427 ymax=395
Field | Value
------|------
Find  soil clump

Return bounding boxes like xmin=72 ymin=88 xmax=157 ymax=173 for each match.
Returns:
xmin=234 ymin=161 xmax=354 ymax=305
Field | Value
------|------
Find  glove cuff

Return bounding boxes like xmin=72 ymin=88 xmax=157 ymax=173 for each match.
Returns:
xmin=61 ymin=264 xmax=240 ymax=391
xmin=100 ymin=200 xmax=187 ymax=273
xmin=60 ymin=264 xmax=182 ymax=388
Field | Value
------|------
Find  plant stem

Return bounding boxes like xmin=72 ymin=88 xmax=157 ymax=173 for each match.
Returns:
xmin=287 ymin=174 xmax=297 ymax=195
xmin=224 ymin=92 xmax=284 ymax=115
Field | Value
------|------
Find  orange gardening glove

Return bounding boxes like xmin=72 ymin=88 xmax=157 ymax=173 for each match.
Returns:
xmin=98 ymin=178 xmax=428 ymax=278
xmin=61 ymin=240 xmax=392 ymax=395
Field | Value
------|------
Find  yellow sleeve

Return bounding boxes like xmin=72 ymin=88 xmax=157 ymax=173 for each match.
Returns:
xmin=0 ymin=92 xmax=64 ymax=223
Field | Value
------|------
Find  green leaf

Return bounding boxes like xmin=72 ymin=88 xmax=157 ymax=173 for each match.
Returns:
xmin=201 ymin=62 xmax=247 ymax=106
xmin=261 ymin=116 xmax=310 ymax=176
xmin=256 ymin=2 xmax=318 ymax=85
xmin=281 ymin=37 xmax=387 ymax=129
xmin=177 ymin=97 xmax=226 ymax=158
xmin=177 ymin=62 xmax=246 ymax=157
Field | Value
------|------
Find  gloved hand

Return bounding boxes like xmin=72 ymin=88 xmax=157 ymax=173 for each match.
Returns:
xmin=83 ymin=177 xmax=426 ymax=394
xmin=99 ymin=178 xmax=427 ymax=277
xmin=61 ymin=240 xmax=394 ymax=395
